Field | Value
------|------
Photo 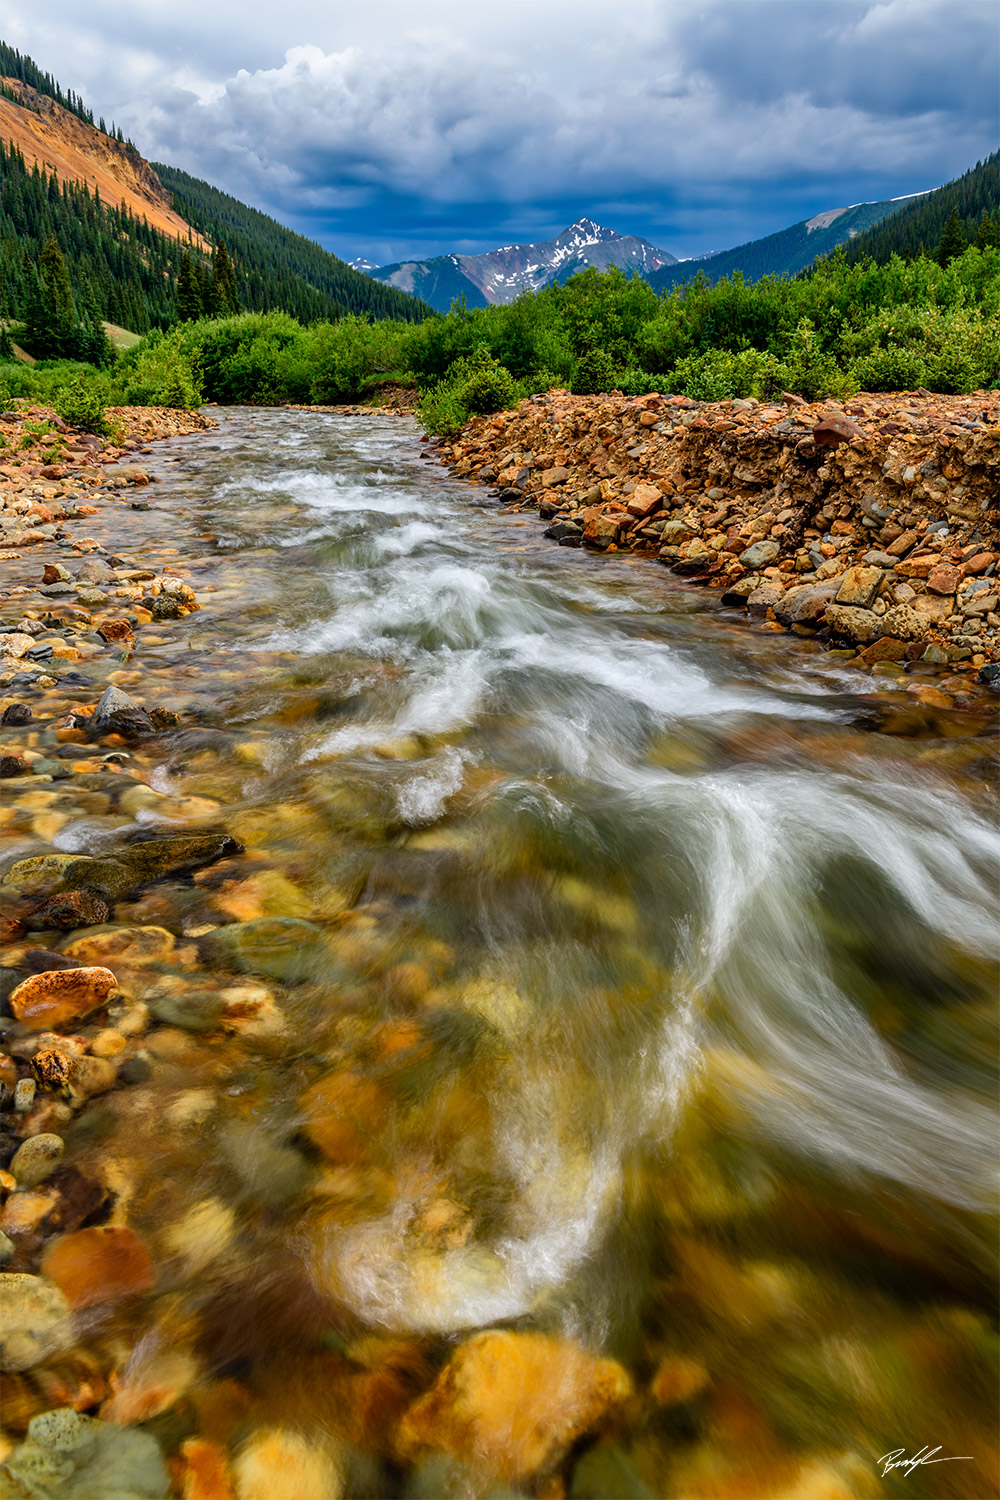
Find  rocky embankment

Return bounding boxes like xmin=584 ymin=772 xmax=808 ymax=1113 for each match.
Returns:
xmin=0 ymin=404 xmax=216 ymax=697
xmin=434 ymin=388 xmax=1000 ymax=676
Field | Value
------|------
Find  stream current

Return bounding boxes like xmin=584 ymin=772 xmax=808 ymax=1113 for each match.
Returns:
xmin=13 ymin=410 xmax=1000 ymax=1496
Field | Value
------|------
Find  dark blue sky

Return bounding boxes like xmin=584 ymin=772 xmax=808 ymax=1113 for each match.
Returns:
xmin=7 ymin=0 xmax=999 ymax=265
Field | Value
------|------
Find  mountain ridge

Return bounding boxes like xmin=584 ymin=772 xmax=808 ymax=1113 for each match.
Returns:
xmin=364 ymin=217 xmax=677 ymax=312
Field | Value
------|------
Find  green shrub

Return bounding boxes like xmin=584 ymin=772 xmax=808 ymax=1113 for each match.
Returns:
xmin=53 ymin=374 xmax=111 ymax=435
xmin=112 ymin=329 xmax=202 ymax=408
xmin=458 ymin=348 xmax=517 ymax=414
xmin=669 ymin=346 xmax=778 ymax=401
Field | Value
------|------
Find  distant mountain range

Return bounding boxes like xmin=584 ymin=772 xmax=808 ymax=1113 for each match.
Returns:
xmin=646 ymin=195 xmax=927 ymax=292
xmin=361 ymin=218 xmax=677 ymax=312
xmin=354 ymin=196 xmax=929 ymax=313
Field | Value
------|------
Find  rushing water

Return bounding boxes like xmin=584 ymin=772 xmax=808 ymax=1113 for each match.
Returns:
xmin=6 ymin=410 xmax=999 ymax=1497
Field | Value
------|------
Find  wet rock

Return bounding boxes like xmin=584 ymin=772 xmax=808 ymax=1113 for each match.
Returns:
xmin=649 ymin=1356 xmax=710 ymax=1406
xmin=2 ymin=702 xmax=32 ymax=725
xmin=115 ymin=833 xmax=242 ymax=886
xmin=746 ymin=583 xmax=783 ymax=618
xmin=74 ymin=558 xmax=114 ymax=584
xmin=0 ymin=631 xmax=35 ymax=659
xmin=397 ymin=1330 xmax=632 ymax=1484
xmin=41 ymin=1226 xmax=154 ymax=1309
xmin=10 ymin=1134 xmax=65 ymax=1187
xmin=2 ymin=853 xmax=133 ymax=901
xmin=0 ymin=1406 xmax=170 ymax=1497
xmin=977 ymin=662 xmax=1000 ymax=690
xmin=8 ymin=967 xmax=117 ymax=1030
xmin=91 ymin=684 xmax=154 ymax=738
xmin=232 ymin=1428 xmax=344 ymax=1500
xmin=24 ymin=891 xmax=111 ymax=932
xmin=60 ymin=925 xmax=175 ymax=967
xmin=0 ymin=1274 xmax=75 ymax=1371
xmin=299 ymin=1071 xmax=386 ymax=1165
xmin=201 ymin=916 xmax=326 ymax=982
xmin=95 ymin=618 xmax=135 ymax=645
xmin=0 ymin=753 xmax=30 ymax=777
xmin=823 ymin=604 xmax=881 ymax=644
xmin=32 ymin=1048 xmax=74 ymax=1089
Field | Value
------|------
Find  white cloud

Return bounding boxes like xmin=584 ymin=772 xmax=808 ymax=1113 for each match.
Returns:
xmin=5 ymin=0 xmax=997 ymax=259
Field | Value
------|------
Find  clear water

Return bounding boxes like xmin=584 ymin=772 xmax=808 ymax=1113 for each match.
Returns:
xmin=7 ymin=409 xmax=998 ymax=1497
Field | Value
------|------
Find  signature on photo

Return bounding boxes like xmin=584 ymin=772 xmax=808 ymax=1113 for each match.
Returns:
xmin=878 ymin=1446 xmax=974 ymax=1479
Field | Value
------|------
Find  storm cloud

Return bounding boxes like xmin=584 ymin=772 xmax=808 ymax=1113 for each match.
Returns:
xmin=4 ymin=0 xmax=998 ymax=263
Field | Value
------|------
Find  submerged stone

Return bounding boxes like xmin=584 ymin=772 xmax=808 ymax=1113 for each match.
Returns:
xmin=0 ymin=1406 xmax=169 ymax=1498
xmin=201 ymin=917 xmax=328 ymax=982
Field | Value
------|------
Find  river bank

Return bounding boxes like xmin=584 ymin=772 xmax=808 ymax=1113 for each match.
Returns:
xmin=434 ymin=387 xmax=1000 ymax=682
xmin=0 ymin=407 xmax=997 ymax=1499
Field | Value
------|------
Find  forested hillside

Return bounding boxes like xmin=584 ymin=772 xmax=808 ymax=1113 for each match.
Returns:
xmin=0 ymin=40 xmax=432 ymax=340
xmin=0 ymin=138 xmax=187 ymax=334
xmin=156 ymin=165 xmax=433 ymax=324
xmin=841 ymin=152 xmax=1000 ymax=265
xmin=649 ymin=197 xmax=912 ymax=292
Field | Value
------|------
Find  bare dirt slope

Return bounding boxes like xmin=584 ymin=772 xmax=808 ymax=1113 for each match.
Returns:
xmin=0 ymin=81 xmax=209 ymax=251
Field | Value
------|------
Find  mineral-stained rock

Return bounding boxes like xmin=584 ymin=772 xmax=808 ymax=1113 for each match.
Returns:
xmin=812 ymin=413 xmax=864 ymax=447
xmin=8 ymin=966 xmax=118 ymax=1030
xmin=95 ymin=618 xmax=135 ymax=645
xmin=41 ymin=1225 xmax=154 ymax=1309
xmin=878 ymin=603 xmax=927 ymax=641
xmin=1 ymin=1406 xmax=170 ymax=1496
xmin=773 ymin=580 xmax=841 ymax=626
xmin=834 ymin=565 xmax=883 ymax=609
xmin=397 ymin=1330 xmax=632 ymax=1483
xmin=24 ymin=891 xmax=111 ymax=932
xmin=60 ymin=924 xmax=175 ymax=967
xmin=823 ymin=604 xmax=881 ymax=644
xmin=926 ymin=563 xmax=962 ymax=595
xmin=0 ymin=1274 xmax=74 ymax=1371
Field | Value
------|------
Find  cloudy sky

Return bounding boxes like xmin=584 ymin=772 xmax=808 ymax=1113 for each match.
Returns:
xmin=4 ymin=0 xmax=998 ymax=265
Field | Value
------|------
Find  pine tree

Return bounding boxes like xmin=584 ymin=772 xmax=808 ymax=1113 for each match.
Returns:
xmin=22 ymin=235 xmax=77 ymax=357
xmin=936 ymin=209 xmax=967 ymax=265
xmin=974 ymin=209 xmax=1000 ymax=250
xmin=208 ymin=239 xmax=239 ymax=317
xmin=176 ymin=250 xmax=204 ymax=320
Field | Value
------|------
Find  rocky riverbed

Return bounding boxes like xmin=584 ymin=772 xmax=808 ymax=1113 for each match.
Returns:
xmin=0 ymin=405 xmax=997 ymax=1500
xmin=435 ymin=388 xmax=1000 ymax=682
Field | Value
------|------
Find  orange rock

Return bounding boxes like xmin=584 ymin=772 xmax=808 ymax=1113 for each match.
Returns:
xmin=8 ymin=966 xmax=117 ymax=1030
xmin=650 ymin=1356 xmax=710 ymax=1405
xmin=42 ymin=1225 xmax=155 ymax=1308
xmin=175 ymin=1438 xmax=235 ymax=1500
xmin=382 ymin=963 xmax=432 ymax=1006
xmin=397 ymin=1329 xmax=632 ymax=1483
xmin=299 ymin=1071 xmax=388 ymax=1165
